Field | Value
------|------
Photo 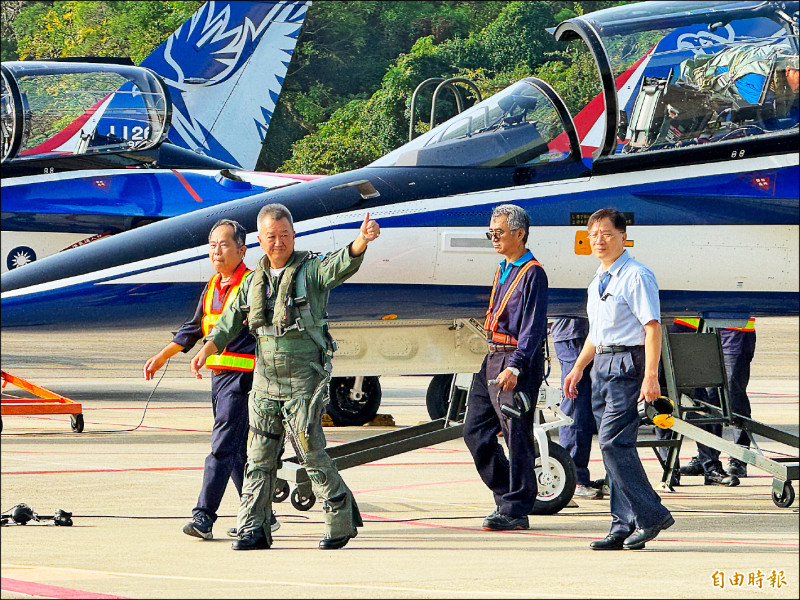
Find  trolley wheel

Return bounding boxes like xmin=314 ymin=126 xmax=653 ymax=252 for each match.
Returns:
xmin=70 ymin=414 xmax=84 ymax=433
xmin=273 ymin=480 xmax=290 ymax=503
xmin=529 ymin=441 xmax=577 ymax=515
xmin=291 ymin=488 xmax=316 ymax=511
xmin=772 ymin=481 xmax=795 ymax=508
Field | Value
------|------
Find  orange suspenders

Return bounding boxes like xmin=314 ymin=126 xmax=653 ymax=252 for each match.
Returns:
xmin=483 ymin=259 xmax=542 ymax=345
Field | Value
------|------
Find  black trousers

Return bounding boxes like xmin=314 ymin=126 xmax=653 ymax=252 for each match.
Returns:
xmin=194 ymin=369 xmax=253 ymax=520
xmin=463 ymin=352 xmax=541 ymax=518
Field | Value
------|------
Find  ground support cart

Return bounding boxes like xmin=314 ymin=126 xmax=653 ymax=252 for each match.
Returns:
xmin=275 ymin=373 xmax=577 ymax=515
xmin=644 ymin=326 xmax=798 ymax=508
xmin=1 ymin=370 xmax=84 ymax=432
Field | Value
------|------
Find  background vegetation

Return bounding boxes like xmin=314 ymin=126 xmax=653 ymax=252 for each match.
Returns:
xmin=2 ymin=0 xmax=632 ymax=173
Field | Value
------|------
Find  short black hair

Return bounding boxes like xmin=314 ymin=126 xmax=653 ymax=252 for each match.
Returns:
xmin=587 ymin=208 xmax=626 ymax=233
xmin=209 ymin=219 xmax=247 ymax=247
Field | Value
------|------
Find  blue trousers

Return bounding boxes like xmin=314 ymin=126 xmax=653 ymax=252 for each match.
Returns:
xmin=719 ymin=350 xmax=754 ymax=448
xmin=464 ymin=352 xmax=541 ymax=518
xmin=685 ymin=387 xmax=725 ymax=471
xmin=193 ymin=369 xmax=252 ymax=520
xmin=555 ymin=339 xmax=596 ymax=485
xmin=592 ymin=348 xmax=671 ymax=536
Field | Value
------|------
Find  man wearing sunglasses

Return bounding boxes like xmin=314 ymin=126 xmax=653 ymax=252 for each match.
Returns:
xmin=563 ymin=208 xmax=673 ymax=550
xmin=463 ymin=204 xmax=548 ymax=531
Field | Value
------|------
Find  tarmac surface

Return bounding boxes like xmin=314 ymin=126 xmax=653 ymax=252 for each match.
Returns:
xmin=1 ymin=317 xmax=798 ymax=599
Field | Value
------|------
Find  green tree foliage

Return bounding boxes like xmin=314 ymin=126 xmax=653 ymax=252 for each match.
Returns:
xmin=11 ymin=1 xmax=202 ymax=62
xmin=262 ymin=0 xmax=508 ymax=170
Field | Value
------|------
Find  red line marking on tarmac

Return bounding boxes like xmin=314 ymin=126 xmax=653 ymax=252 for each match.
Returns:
xmin=2 ymin=466 xmax=203 ymax=475
xmin=2 ymin=450 xmax=205 ymax=455
xmin=360 ymin=514 xmax=800 ymax=548
xmin=6 ymin=415 xmax=210 ymax=433
xmin=0 ymin=577 xmax=131 ymax=599
xmin=360 ymin=461 xmax=475 ymax=467
xmin=82 ymin=406 xmax=210 ymax=411
xmin=750 ymin=401 xmax=799 ymax=404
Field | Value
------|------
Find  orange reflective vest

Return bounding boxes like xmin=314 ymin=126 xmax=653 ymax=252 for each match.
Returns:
xmin=201 ymin=266 xmax=255 ymax=372
xmin=673 ymin=317 xmax=755 ymax=332
xmin=483 ymin=258 xmax=542 ymax=345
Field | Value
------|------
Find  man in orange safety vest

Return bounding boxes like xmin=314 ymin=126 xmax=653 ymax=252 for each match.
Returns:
xmin=143 ymin=218 xmax=265 ymax=540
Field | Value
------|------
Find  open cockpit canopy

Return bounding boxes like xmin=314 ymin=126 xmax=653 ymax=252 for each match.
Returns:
xmin=555 ymin=0 xmax=799 ymax=158
xmin=1 ymin=61 xmax=170 ymax=163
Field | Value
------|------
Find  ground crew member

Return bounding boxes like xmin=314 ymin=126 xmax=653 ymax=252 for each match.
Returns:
xmin=190 ymin=203 xmax=380 ymax=550
xmin=673 ymin=317 xmax=756 ymax=479
xmin=464 ymin=204 xmax=548 ymax=531
xmin=551 ymin=317 xmax=604 ymax=498
xmin=144 ymin=219 xmax=263 ymax=540
xmin=564 ymin=208 xmax=673 ymax=550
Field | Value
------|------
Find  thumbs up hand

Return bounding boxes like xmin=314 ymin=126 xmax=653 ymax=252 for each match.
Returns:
xmin=360 ymin=212 xmax=380 ymax=242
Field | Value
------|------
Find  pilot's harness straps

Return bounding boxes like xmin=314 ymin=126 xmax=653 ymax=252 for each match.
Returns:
xmin=252 ymin=252 xmax=336 ymax=374
xmin=483 ymin=258 xmax=541 ymax=345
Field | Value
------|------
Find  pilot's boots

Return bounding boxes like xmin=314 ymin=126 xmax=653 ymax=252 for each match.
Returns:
xmin=704 ymin=467 xmax=739 ymax=487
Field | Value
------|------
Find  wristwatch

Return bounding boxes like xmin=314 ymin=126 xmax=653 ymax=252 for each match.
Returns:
xmin=507 ymin=367 xmax=520 ymax=377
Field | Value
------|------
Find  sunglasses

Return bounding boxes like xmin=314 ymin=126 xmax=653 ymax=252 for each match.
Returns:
xmin=485 ymin=230 xmax=510 ymax=241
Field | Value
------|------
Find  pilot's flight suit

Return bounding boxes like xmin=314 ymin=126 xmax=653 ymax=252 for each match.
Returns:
xmin=207 ymin=248 xmax=364 ymax=546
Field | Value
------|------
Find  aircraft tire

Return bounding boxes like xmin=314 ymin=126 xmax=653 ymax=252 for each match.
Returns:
xmin=529 ymin=441 xmax=576 ymax=515
xmin=425 ymin=374 xmax=454 ymax=420
xmin=326 ymin=376 xmax=381 ymax=426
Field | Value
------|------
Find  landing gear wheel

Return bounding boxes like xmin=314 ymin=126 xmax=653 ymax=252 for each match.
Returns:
xmin=291 ymin=488 xmax=316 ymax=511
xmin=326 ymin=376 xmax=381 ymax=426
xmin=772 ymin=481 xmax=795 ymax=508
xmin=273 ymin=480 xmax=290 ymax=503
xmin=530 ymin=441 xmax=576 ymax=515
xmin=426 ymin=374 xmax=454 ymax=420
xmin=70 ymin=414 xmax=84 ymax=433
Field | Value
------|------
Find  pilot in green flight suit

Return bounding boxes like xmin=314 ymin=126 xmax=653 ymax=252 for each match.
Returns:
xmin=191 ymin=203 xmax=381 ymax=550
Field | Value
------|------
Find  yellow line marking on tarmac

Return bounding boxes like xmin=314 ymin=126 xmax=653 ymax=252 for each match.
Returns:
xmin=0 ymin=563 xmax=617 ymax=599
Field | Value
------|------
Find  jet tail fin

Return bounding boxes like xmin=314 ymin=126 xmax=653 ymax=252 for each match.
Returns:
xmin=140 ymin=1 xmax=310 ymax=169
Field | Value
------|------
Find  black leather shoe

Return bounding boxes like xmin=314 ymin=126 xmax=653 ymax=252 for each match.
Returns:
xmin=319 ymin=529 xmax=357 ymax=550
xmin=727 ymin=458 xmax=747 ymax=478
xmin=704 ymin=467 xmax=739 ymax=487
xmin=482 ymin=512 xmax=529 ymax=531
xmin=590 ymin=534 xmax=630 ymax=550
xmin=679 ymin=456 xmax=704 ymax=476
xmin=231 ymin=530 xmax=270 ymax=550
xmin=623 ymin=514 xmax=675 ymax=549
